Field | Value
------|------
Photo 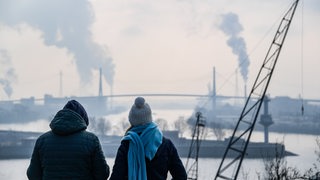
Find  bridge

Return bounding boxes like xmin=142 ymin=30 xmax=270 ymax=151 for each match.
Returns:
xmin=0 ymin=93 xmax=245 ymax=103
xmin=1 ymin=93 xmax=320 ymax=104
xmin=0 ymin=92 xmax=319 ymax=125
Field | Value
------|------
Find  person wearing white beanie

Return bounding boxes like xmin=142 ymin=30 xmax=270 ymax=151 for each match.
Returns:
xmin=128 ymin=96 xmax=153 ymax=126
xmin=110 ymin=97 xmax=187 ymax=180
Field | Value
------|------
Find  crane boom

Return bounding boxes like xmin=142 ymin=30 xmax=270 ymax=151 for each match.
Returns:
xmin=214 ymin=0 xmax=300 ymax=179
xmin=185 ymin=112 xmax=206 ymax=180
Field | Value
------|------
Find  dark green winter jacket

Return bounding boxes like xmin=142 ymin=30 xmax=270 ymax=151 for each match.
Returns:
xmin=27 ymin=109 xmax=109 ymax=180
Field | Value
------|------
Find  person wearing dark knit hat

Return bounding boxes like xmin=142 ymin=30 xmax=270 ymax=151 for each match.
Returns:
xmin=27 ymin=100 xmax=109 ymax=179
xmin=110 ymin=97 xmax=187 ymax=180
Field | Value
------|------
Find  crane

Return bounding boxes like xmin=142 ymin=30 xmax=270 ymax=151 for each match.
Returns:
xmin=185 ymin=112 xmax=206 ymax=180
xmin=214 ymin=0 xmax=300 ymax=179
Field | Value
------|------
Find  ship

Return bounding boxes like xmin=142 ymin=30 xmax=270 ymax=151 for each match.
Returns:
xmin=0 ymin=130 xmax=295 ymax=160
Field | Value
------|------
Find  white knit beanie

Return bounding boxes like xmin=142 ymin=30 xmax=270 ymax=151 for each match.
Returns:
xmin=129 ymin=97 xmax=152 ymax=126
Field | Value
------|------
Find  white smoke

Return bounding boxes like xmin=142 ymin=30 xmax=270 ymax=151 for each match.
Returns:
xmin=0 ymin=0 xmax=115 ymax=87
xmin=219 ymin=12 xmax=250 ymax=83
xmin=0 ymin=49 xmax=17 ymax=98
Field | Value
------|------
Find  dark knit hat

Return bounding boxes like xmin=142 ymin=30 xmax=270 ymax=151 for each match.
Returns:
xmin=129 ymin=97 xmax=152 ymax=126
xmin=63 ymin=100 xmax=89 ymax=125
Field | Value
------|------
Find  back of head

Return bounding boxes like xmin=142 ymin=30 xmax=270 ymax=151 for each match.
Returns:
xmin=63 ymin=100 xmax=89 ymax=125
xmin=129 ymin=97 xmax=152 ymax=126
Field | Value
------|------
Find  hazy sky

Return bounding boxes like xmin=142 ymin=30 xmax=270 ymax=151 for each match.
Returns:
xmin=0 ymin=0 xmax=319 ymax=101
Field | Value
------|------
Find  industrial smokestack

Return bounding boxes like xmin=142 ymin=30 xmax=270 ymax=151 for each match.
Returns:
xmin=99 ymin=68 xmax=103 ymax=97
xmin=244 ymin=83 xmax=247 ymax=103
xmin=212 ymin=67 xmax=217 ymax=119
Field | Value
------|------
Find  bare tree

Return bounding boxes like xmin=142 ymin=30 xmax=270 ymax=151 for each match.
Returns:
xmin=303 ymin=137 xmax=320 ymax=180
xmin=88 ymin=116 xmax=111 ymax=135
xmin=316 ymin=137 xmax=320 ymax=163
xmin=262 ymin=137 xmax=320 ymax=180
xmin=154 ymin=118 xmax=169 ymax=131
xmin=209 ymin=121 xmax=226 ymax=141
xmin=262 ymin=142 xmax=301 ymax=180
xmin=88 ymin=116 xmax=97 ymax=132
xmin=120 ymin=117 xmax=130 ymax=134
xmin=174 ymin=116 xmax=188 ymax=137
xmin=97 ymin=117 xmax=111 ymax=135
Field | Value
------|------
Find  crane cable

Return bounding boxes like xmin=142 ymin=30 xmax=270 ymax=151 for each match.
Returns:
xmin=300 ymin=0 xmax=304 ymax=116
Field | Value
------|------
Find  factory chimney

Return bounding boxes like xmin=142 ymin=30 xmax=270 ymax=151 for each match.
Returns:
xmin=212 ymin=67 xmax=217 ymax=120
xmin=99 ymin=68 xmax=103 ymax=97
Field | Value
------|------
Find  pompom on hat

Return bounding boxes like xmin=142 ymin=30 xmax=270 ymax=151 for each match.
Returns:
xmin=129 ymin=97 xmax=152 ymax=126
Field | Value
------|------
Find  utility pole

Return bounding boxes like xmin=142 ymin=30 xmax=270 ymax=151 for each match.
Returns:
xmin=99 ymin=67 xmax=103 ymax=97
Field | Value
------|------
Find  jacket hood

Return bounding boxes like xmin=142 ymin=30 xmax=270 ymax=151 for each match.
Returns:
xmin=63 ymin=100 xmax=89 ymax=125
xmin=50 ymin=109 xmax=87 ymax=136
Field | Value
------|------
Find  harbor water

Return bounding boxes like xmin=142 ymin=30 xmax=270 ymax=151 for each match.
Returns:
xmin=0 ymin=109 xmax=319 ymax=179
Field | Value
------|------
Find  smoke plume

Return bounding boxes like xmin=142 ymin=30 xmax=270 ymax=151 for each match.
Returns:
xmin=219 ymin=12 xmax=250 ymax=83
xmin=0 ymin=49 xmax=17 ymax=98
xmin=0 ymin=0 xmax=115 ymax=87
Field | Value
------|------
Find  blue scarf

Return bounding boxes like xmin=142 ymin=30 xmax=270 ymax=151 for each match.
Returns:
xmin=123 ymin=122 xmax=163 ymax=180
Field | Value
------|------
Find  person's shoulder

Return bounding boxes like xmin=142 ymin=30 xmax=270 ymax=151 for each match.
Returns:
xmin=162 ymin=136 xmax=174 ymax=145
xmin=160 ymin=136 xmax=176 ymax=150
xmin=34 ymin=131 xmax=53 ymax=145
xmin=77 ymin=131 xmax=103 ymax=147
xmin=154 ymin=136 xmax=178 ymax=158
xmin=82 ymin=131 xmax=100 ymax=140
xmin=120 ymin=138 xmax=130 ymax=147
xmin=38 ymin=131 xmax=53 ymax=139
xmin=83 ymin=130 xmax=97 ymax=136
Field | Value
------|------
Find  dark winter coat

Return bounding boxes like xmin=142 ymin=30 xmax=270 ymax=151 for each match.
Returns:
xmin=109 ymin=137 xmax=187 ymax=180
xmin=27 ymin=108 xmax=109 ymax=180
